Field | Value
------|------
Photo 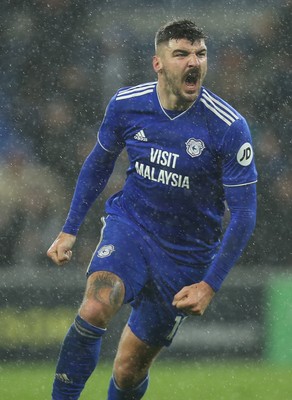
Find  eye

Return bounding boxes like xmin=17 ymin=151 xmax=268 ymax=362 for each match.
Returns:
xmin=198 ymin=51 xmax=207 ymax=58
xmin=174 ymin=51 xmax=188 ymax=57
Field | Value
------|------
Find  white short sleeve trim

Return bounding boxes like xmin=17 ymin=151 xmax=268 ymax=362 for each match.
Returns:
xmin=223 ymin=180 xmax=257 ymax=188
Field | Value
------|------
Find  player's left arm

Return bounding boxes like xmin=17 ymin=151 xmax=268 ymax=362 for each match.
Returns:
xmin=173 ymin=183 xmax=257 ymax=315
xmin=203 ymin=183 xmax=257 ymax=292
xmin=202 ymin=117 xmax=258 ymax=293
xmin=173 ymin=118 xmax=257 ymax=314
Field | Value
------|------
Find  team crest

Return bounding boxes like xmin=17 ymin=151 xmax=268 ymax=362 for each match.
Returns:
xmin=185 ymin=138 xmax=205 ymax=157
xmin=97 ymin=244 xmax=115 ymax=258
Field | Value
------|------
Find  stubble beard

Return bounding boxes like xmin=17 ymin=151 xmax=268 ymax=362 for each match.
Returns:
xmin=163 ymin=69 xmax=201 ymax=109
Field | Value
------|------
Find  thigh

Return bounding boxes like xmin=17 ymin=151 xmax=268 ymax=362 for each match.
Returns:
xmin=87 ymin=215 xmax=149 ymax=303
xmin=113 ymin=325 xmax=162 ymax=388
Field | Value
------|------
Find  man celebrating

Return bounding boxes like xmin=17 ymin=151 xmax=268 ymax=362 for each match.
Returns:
xmin=47 ymin=19 xmax=257 ymax=400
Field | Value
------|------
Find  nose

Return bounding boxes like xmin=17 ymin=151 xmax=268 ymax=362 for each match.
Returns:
xmin=187 ymin=54 xmax=199 ymax=67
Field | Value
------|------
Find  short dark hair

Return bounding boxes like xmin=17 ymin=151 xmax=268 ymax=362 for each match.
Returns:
xmin=155 ymin=19 xmax=207 ymax=50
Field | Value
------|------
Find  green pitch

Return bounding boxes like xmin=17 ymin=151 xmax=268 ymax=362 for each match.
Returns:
xmin=0 ymin=361 xmax=291 ymax=400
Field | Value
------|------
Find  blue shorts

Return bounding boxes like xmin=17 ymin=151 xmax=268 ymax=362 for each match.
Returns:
xmin=87 ymin=214 xmax=208 ymax=347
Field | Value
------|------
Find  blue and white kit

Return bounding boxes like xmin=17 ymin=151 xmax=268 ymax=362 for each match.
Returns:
xmin=62 ymin=82 xmax=257 ymax=346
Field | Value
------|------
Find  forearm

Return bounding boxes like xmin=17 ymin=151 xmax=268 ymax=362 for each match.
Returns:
xmin=62 ymin=142 xmax=118 ymax=235
xmin=203 ymin=184 xmax=257 ymax=292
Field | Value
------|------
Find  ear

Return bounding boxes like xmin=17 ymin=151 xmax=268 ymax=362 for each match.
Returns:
xmin=152 ymin=55 xmax=162 ymax=73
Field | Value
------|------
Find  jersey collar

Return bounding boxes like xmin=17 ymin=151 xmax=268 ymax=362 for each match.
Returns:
xmin=154 ymin=84 xmax=203 ymax=121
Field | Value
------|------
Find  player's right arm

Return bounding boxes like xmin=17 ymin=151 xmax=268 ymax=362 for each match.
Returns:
xmin=47 ymin=143 xmax=119 ymax=266
xmin=47 ymin=95 xmax=124 ymax=266
xmin=47 ymin=231 xmax=76 ymax=266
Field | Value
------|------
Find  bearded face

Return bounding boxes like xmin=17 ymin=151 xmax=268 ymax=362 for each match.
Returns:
xmin=153 ymin=38 xmax=207 ymax=110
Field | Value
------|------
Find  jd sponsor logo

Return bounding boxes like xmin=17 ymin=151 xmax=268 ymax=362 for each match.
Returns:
xmin=237 ymin=142 xmax=253 ymax=166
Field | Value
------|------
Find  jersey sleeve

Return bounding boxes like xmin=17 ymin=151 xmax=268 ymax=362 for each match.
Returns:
xmin=62 ymin=141 xmax=120 ymax=235
xmin=97 ymin=95 xmax=125 ymax=154
xmin=203 ymin=183 xmax=257 ymax=291
xmin=62 ymin=94 xmax=126 ymax=235
xmin=221 ymin=118 xmax=258 ymax=187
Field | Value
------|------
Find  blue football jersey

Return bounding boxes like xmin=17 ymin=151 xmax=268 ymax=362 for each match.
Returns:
xmin=98 ymin=82 xmax=257 ymax=266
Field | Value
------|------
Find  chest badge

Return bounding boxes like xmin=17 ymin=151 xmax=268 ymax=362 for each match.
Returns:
xmin=185 ymin=138 xmax=205 ymax=158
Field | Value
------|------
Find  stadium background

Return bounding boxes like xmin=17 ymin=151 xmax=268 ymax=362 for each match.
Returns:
xmin=0 ymin=0 xmax=291 ymax=398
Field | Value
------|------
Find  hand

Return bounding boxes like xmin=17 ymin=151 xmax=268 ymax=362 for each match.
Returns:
xmin=172 ymin=281 xmax=215 ymax=316
xmin=47 ymin=232 xmax=76 ymax=266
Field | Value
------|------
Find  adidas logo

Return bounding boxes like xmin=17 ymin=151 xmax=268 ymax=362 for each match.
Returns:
xmin=134 ymin=129 xmax=148 ymax=142
xmin=55 ymin=373 xmax=73 ymax=384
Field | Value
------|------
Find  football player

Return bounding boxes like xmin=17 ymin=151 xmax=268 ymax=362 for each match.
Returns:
xmin=47 ymin=19 xmax=257 ymax=400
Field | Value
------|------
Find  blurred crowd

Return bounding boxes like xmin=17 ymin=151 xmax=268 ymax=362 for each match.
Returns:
xmin=0 ymin=0 xmax=291 ymax=276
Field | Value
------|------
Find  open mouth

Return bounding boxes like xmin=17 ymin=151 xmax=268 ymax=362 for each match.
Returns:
xmin=185 ymin=72 xmax=199 ymax=87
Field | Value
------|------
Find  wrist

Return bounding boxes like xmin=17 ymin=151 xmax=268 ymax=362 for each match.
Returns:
xmin=202 ymin=278 xmax=219 ymax=293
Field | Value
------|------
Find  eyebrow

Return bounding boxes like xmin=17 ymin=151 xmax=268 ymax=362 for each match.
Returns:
xmin=172 ymin=47 xmax=207 ymax=55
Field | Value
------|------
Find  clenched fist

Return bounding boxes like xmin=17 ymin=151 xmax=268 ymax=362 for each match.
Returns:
xmin=47 ymin=232 xmax=76 ymax=266
xmin=172 ymin=281 xmax=215 ymax=316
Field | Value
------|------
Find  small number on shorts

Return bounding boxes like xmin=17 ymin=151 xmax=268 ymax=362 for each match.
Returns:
xmin=166 ymin=316 xmax=186 ymax=341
